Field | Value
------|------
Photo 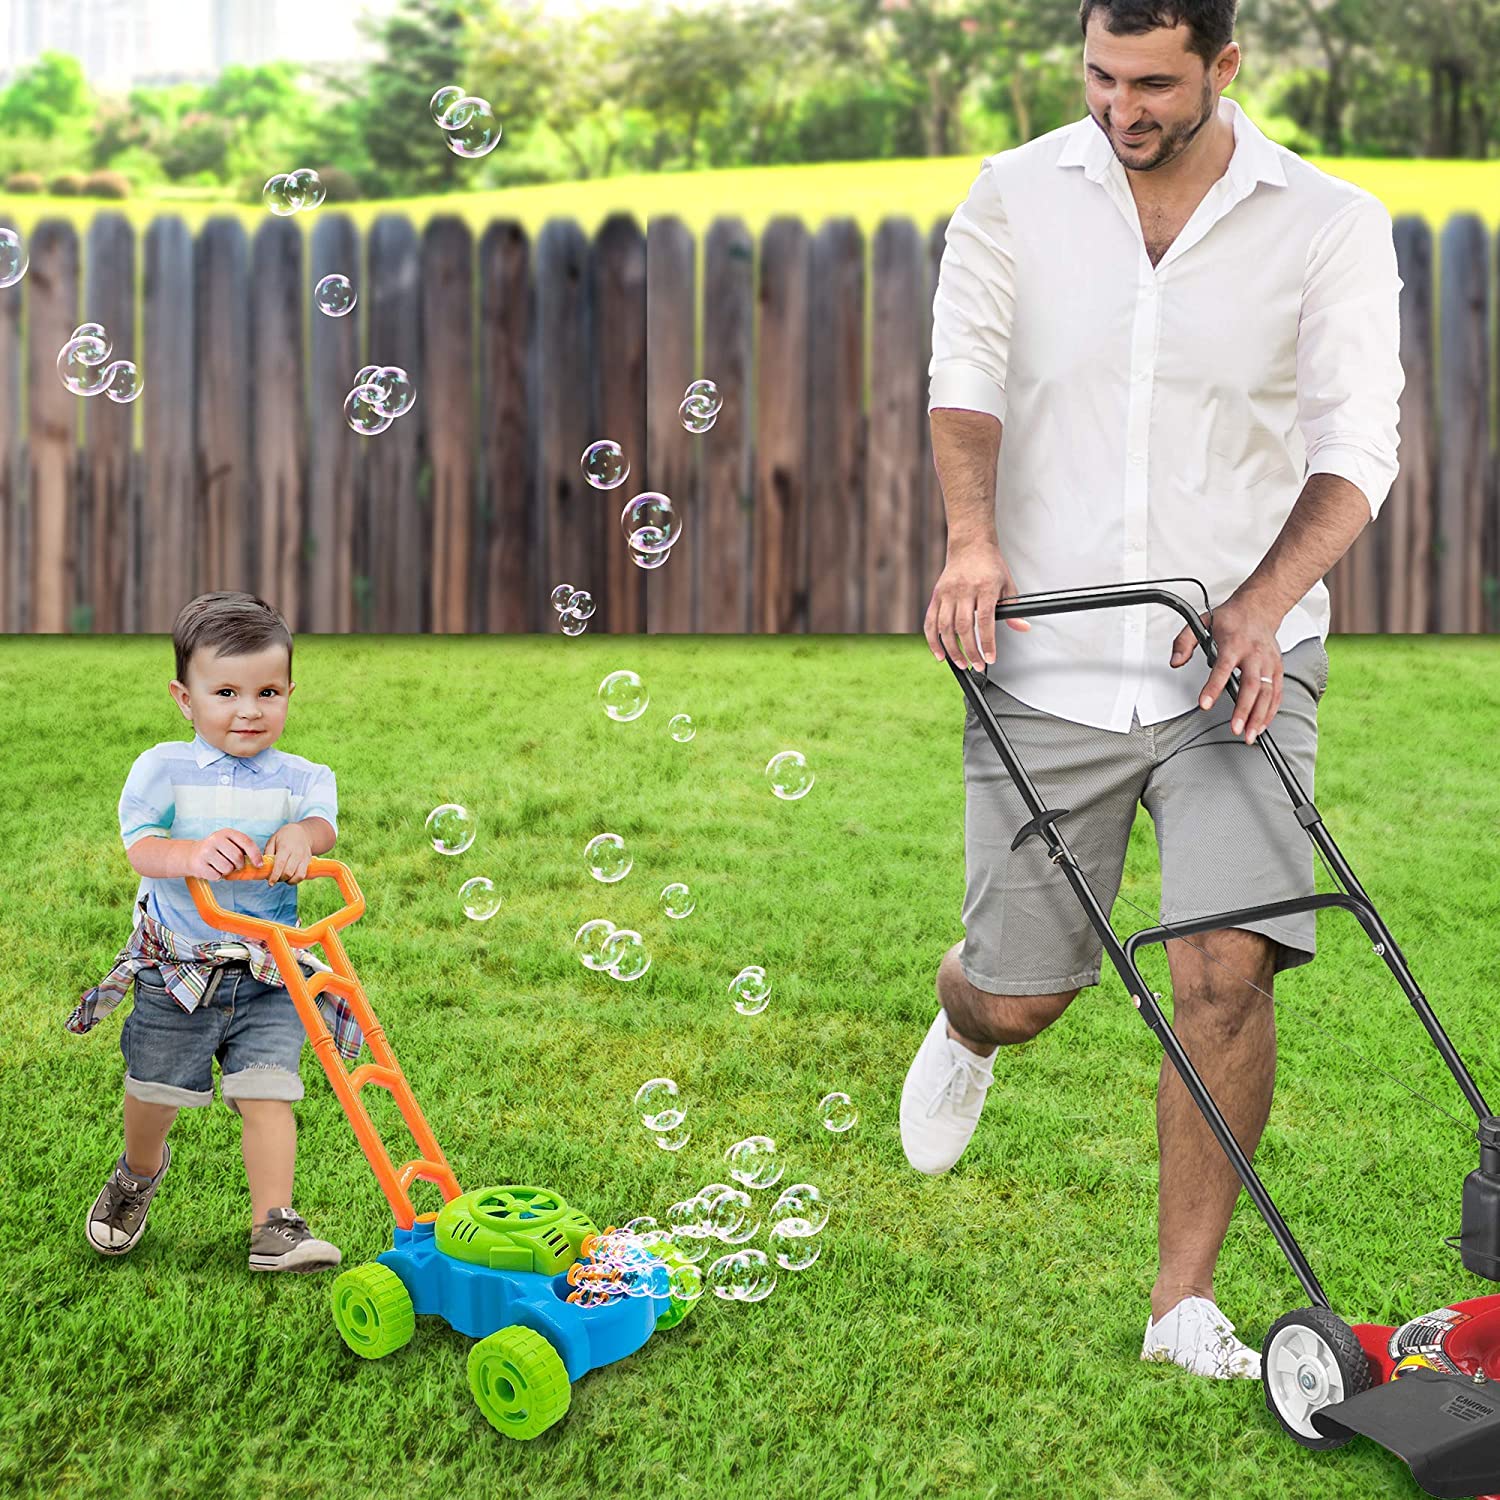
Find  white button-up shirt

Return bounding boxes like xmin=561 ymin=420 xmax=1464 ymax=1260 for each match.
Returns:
xmin=928 ymin=96 xmax=1404 ymax=731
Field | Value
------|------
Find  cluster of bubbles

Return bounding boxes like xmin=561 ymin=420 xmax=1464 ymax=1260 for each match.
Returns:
xmin=633 ymin=1076 xmax=690 ymax=1151
xmin=429 ymin=85 xmax=503 ymax=160
xmin=262 ymin=168 xmax=326 ymax=217
xmin=425 ymin=804 xmax=503 ymax=921
xmin=315 ymin=273 xmax=357 ymax=318
xmin=680 ymin=378 xmax=722 ymax=435
xmin=550 ymin=583 xmax=596 ymax=637
xmin=56 ymin=322 xmax=144 ymax=404
xmin=345 ymin=364 xmax=416 ymax=436
xmin=576 ymin=917 xmax=653 ymax=986
xmin=563 ymin=1224 xmax=673 ymax=1307
xmin=621 ymin=491 xmax=682 ymax=572
xmin=663 ymin=1179 xmax=831 ymax=1297
xmin=581 ymin=439 xmax=630 ymax=491
xmin=0 ymin=228 xmax=26 ymax=289
xmin=729 ymin=964 xmax=772 ymax=1017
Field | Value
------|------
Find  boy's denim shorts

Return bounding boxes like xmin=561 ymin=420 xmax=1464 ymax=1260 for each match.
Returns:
xmin=120 ymin=962 xmax=307 ymax=1116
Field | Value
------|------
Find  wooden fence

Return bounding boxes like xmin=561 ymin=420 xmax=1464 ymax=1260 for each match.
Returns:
xmin=0 ymin=209 xmax=1494 ymax=636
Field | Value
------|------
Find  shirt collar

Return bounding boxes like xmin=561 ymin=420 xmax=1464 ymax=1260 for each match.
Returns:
xmin=191 ymin=730 xmax=278 ymax=775
xmin=1057 ymin=96 xmax=1287 ymax=192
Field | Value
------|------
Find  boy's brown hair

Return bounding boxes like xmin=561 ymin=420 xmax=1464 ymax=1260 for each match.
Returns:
xmin=172 ymin=592 xmax=293 ymax=685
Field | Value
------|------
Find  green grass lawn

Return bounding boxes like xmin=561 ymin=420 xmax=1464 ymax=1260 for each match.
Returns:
xmin=2 ymin=150 xmax=1498 ymax=245
xmin=4 ymin=632 xmax=1499 ymax=1498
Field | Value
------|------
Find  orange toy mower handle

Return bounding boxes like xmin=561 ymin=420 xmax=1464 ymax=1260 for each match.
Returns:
xmin=185 ymin=857 xmax=463 ymax=1229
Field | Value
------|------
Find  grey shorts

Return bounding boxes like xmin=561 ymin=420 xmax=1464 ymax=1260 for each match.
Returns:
xmin=961 ymin=636 xmax=1330 ymax=995
xmin=120 ymin=962 xmax=307 ymax=1116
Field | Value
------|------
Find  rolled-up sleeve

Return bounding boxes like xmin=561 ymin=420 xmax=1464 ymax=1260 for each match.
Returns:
xmin=928 ymin=160 xmax=1015 ymax=422
xmin=1296 ymin=193 xmax=1404 ymax=521
xmin=119 ymin=749 xmax=173 ymax=850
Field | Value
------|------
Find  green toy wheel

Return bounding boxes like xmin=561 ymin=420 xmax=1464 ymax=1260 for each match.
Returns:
xmin=467 ymin=1325 xmax=571 ymax=1440
xmin=648 ymin=1243 xmax=698 ymax=1331
xmin=331 ymin=1263 xmax=416 ymax=1360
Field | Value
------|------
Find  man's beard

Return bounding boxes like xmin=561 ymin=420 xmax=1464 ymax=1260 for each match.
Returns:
xmin=1098 ymin=79 xmax=1216 ymax=173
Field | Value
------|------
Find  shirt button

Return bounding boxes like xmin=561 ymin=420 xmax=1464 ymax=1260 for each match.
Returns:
xmin=220 ymin=774 xmax=230 ymax=784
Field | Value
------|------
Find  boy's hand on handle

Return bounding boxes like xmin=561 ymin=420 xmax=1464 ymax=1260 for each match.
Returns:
xmin=188 ymin=828 xmax=262 ymax=881
xmin=264 ymin=823 xmax=314 ymax=885
xmin=924 ymin=537 xmax=1030 ymax=671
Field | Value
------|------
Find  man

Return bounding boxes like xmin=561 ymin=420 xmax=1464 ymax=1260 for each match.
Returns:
xmin=901 ymin=0 xmax=1402 ymax=1380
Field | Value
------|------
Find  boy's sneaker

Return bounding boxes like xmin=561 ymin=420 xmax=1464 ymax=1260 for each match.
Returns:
xmin=249 ymin=1207 xmax=342 ymax=1273
xmin=899 ymin=1010 xmax=996 ymax=1175
xmin=86 ymin=1143 xmax=172 ymax=1256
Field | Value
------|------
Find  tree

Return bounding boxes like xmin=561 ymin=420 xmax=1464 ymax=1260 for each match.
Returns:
xmin=0 ymin=52 xmax=90 ymax=140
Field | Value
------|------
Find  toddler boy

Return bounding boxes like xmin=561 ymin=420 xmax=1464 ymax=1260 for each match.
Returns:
xmin=70 ymin=591 xmax=362 ymax=1271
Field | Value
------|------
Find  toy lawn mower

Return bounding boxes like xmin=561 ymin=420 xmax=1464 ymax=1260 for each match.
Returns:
xmin=188 ymin=860 xmax=695 ymax=1441
xmin=948 ymin=579 xmax=1500 ymax=1500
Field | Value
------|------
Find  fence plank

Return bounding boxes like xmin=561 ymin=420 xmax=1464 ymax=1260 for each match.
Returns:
xmin=700 ymin=217 xmax=753 ymax=633
xmin=364 ymin=214 xmax=425 ymax=633
xmin=535 ymin=218 xmax=602 ymax=628
xmin=754 ymin=218 xmax=811 ymax=633
xmin=422 ymin=216 xmax=473 ymax=634
xmin=594 ymin=213 xmax=647 ymax=635
xmin=307 ymin=214 xmax=361 ymax=632
xmin=807 ymin=219 xmax=865 ymax=633
xmin=924 ymin=218 xmax=949 ymax=612
xmin=868 ymin=218 xmax=926 ymax=634
xmin=195 ymin=217 xmax=252 ymax=605
xmin=28 ymin=220 xmax=80 ymax=634
xmin=1437 ymin=214 xmax=1489 ymax=634
xmin=141 ymin=218 xmax=194 ymax=633
xmin=645 ymin=215 xmax=698 ymax=632
xmin=81 ymin=214 xmax=134 ymax=634
xmin=1389 ymin=218 xmax=1434 ymax=634
xmin=0 ymin=230 xmax=18 ymax=632
xmin=477 ymin=219 xmax=532 ymax=632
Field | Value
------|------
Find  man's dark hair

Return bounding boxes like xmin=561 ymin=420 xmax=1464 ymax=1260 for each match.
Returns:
xmin=172 ymin=591 xmax=293 ymax=685
xmin=1078 ymin=0 xmax=1237 ymax=69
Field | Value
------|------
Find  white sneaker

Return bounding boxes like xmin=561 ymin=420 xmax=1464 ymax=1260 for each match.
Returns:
xmin=1141 ymin=1295 xmax=1262 ymax=1379
xmin=899 ymin=1010 xmax=996 ymax=1175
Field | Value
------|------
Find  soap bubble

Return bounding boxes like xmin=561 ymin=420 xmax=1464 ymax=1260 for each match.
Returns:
xmin=623 ymin=1216 xmax=658 ymax=1237
xmin=573 ymin=918 xmax=617 ymax=970
xmin=430 ymin=83 xmax=466 ymax=126
xmin=344 ymin=383 xmax=394 ymax=436
xmin=819 ymin=1091 xmax=858 ymax=1133
xmin=263 ymin=173 xmax=299 ymax=216
xmin=771 ymin=1221 xmax=823 ymax=1271
xmin=602 ymin=927 xmax=651 ymax=982
xmin=355 ymin=363 xmax=379 ymax=385
xmin=634 ymin=1077 xmax=681 ymax=1130
xmin=367 ymin=365 xmax=416 ymax=420
xmin=441 ymin=95 xmax=502 ymax=158
xmin=0 ymin=228 xmax=28 ymax=288
xmin=766 ymin=749 xmax=815 ymax=801
xmin=707 ymin=1247 xmax=776 ymax=1303
xmin=770 ymin=1183 xmax=828 ymax=1237
xmin=660 ymin=882 xmax=695 ymax=919
xmin=314 ymin=273 xmax=357 ymax=317
xmin=57 ymin=334 xmax=112 ymax=396
xmin=72 ymin=321 xmax=112 ymax=356
xmin=729 ymin=965 xmax=771 ymax=1016
xmin=667 ymin=1198 xmax=706 ymax=1238
xmin=702 ymin=1186 xmax=759 ymax=1243
xmin=585 ymin=832 xmax=632 ymax=883
xmin=726 ymin=1135 xmax=783 ymax=1191
xmin=621 ymin=493 xmax=680 ymax=556
xmin=667 ymin=1262 xmax=705 ymax=1302
xmin=103 ymin=360 xmax=144 ymax=404
xmin=582 ymin=439 xmax=630 ymax=491
xmin=565 ymin=590 xmax=595 ymax=620
xmin=630 ymin=545 xmax=675 ymax=572
xmin=561 ymin=616 xmax=588 ymax=637
xmin=425 ymin=802 xmax=476 ymax=856
xmin=598 ymin=669 xmax=649 ymax=722
xmin=668 ymin=713 xmax=696 ymax=743
xmin=550 ymin=583 xmax=575 ymax=612
xmin=679 ymin=398 xmax=717 ymax=434
xmin=684 ymin=379 xmax=723 ymax=417
xmin=286 ymin=167 xmax=325 ymax=211
xmin=653 ymin=1124 xmax=692 ymax=1151
xmin=459 ymin=876 xmax=502 ymax=921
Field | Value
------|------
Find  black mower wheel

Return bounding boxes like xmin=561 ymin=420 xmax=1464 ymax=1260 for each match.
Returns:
xmin=1262 ymin=1306 xmax=1375 ymax=1451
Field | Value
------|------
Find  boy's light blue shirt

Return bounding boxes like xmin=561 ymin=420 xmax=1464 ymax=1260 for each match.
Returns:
xmin=119 ymin=731 xmax=338 ymax=944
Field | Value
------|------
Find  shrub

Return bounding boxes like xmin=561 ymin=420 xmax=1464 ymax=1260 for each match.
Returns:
xmin=4 ymin=171 xmax=43 ymax=193
xmin=83 ymin=170 xmax=131 ymax=199
xmin=49 ymin=171 xmax=86 ymax=196
xmin=314 ymin=165 xmax=359 ymax=203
